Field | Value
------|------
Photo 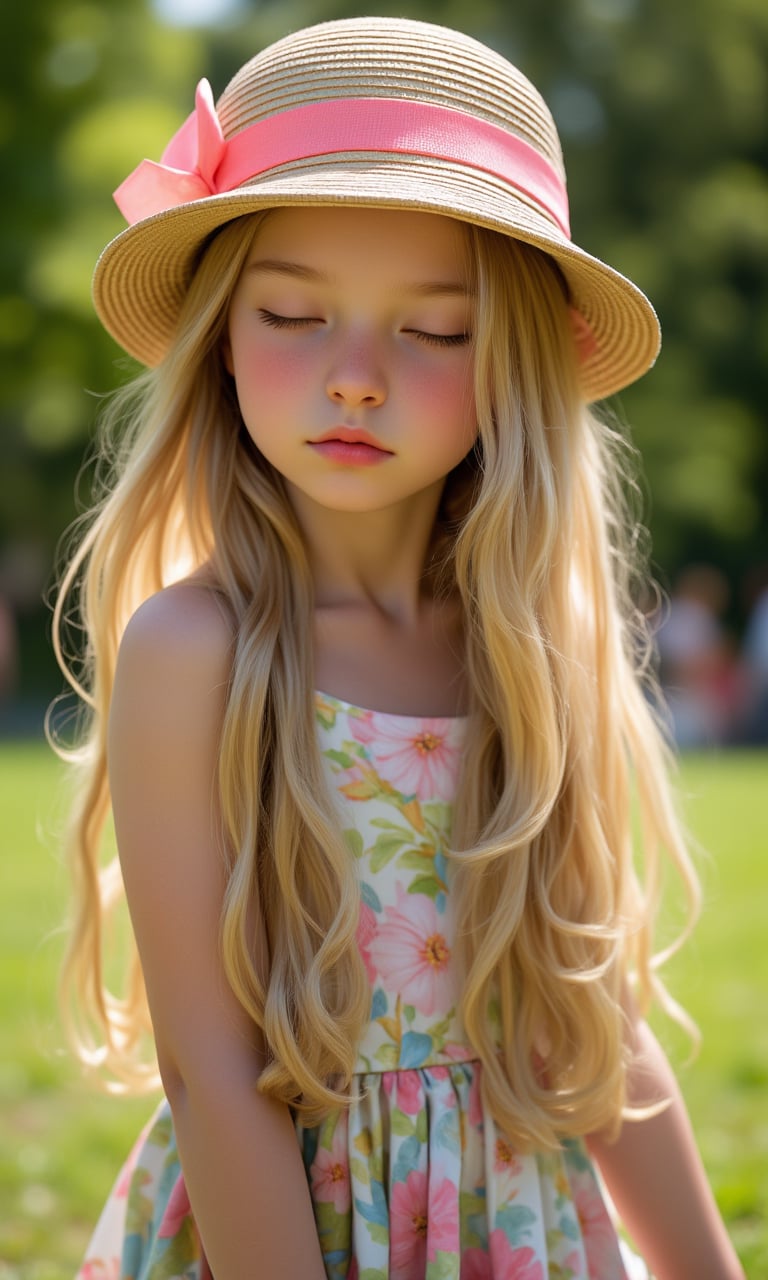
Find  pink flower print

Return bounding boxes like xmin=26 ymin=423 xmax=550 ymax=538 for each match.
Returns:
xmin=562 ymin=1251 xmax=584 ymax=1278
xmin=356 ymin=898 xmax=378 ymax=984
xmin=388 ymin=1068 xmax=425 ymax=1116
xmin=114 ymin=1162 xmax=133 ymax=1199
xmin=489 ymin=1232 xmax=545 ymax=1280
xmin=158 ymin=1174 xmax=192 ymax=1238
xmin=390 ymin=1171 xmax=459 ymax=1276
xmin=493 ymin=1136 xmax=522 ymax=1178
xmin=461 ymin=1249 xmax=493 ymax=1280
xmin=78 ymin=1264 xmax=120 ymax=1280
xmin=443 ymin=1041 xmax=479 ymax=1065
xmin=350 ymin=712 xmax=463 ymax=801
xmin=114 ymin=1120 xmax=153 ymax=1197
xmin=493 ymin=1132 xmax=526 ymax=1205
xmin=347 ymin=708 xmax=376 ymax=743
xmin=426 ymin=1175 xmax=461 ymax=1261
xmin=571 ymin=1170 xmax=622 ymax=1276
xmin=368 ymin=883 xmax=454 ymax=1016
xmin=310 ymin=1125 xmax=351 ymax=1215
xmin=390 ymin=1170 xmax=429 ymax=1277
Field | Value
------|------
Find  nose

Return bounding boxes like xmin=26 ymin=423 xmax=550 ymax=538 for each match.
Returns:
xmin=325 ymin=333 xmax=387 ymax=408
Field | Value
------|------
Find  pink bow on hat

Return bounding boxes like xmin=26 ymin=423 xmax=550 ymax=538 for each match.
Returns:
xmin=115 ymin=80 xmax=225 ymax=224
xmin=111 ymin=79 xmax=574 ymax=238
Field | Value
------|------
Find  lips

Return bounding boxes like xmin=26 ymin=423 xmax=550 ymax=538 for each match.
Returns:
xmin=307 ymin=426 xmax=394 ymax=467
xmin=310 ymin=426 xmax=393 ymax=452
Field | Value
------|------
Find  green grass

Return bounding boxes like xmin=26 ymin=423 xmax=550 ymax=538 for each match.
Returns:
xmin=647 ymin=751 xmax=768 ymax=1276
xmin=1 ymin=743 xmax=766 ymax=1277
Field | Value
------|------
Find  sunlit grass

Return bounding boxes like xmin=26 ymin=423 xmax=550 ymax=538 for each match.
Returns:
xmin=1 ymin=743 xmax=765 ymax=1276
xmin=649 ymin=751 xmax=768 ymax=1275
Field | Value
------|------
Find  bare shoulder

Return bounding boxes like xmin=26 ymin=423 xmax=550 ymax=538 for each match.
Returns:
xmin=120 ymin=579 xmax=234 ymax=666
xmin=111 ymin=581 xmax=235 ymax=752
xmin=117 ymin=580 xmax=233 ymax=694
xmin=107 ymin=583 xmax=266 ymax=1094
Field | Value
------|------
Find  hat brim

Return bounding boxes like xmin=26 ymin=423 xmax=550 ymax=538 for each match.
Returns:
xmin=93 ymin=154 xmax=659 ymax=402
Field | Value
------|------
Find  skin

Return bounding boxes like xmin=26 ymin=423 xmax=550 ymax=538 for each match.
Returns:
xmin=109 ymin=207 xmax=744 ymax=1277
xmin=589 ymin=1016 xmax=745 ymax=1279
xmin=223 ymin=207 xmax=477 ymax=714
xmin=110 ymin=586 xmax=327 ymax=1278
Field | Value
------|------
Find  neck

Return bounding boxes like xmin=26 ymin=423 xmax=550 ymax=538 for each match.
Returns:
xmin=286 ymin=481 xmax=445 ymax=624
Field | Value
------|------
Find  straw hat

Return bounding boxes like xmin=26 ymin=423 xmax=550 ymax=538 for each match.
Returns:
xmin=93 ymin=16 xmax=660 ymax=401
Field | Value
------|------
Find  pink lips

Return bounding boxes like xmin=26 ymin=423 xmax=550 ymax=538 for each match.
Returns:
xmin=308 ymin=427 xmax=393 ymax=466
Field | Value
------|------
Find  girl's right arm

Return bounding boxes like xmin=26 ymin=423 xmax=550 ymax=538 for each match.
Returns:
xmin=108 ymin=583 xmax=327 ymax=1280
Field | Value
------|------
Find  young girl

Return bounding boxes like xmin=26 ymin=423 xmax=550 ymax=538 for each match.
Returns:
xmin=55 ymin=17 xmax=744 ymax=1280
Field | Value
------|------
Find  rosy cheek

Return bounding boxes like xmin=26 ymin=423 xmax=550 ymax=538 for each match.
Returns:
xmin=437 ymin=368 xmax=473 ymax=410
xmin=410 ymin=361 xmax=476 ymax=429
xmin=232 ymin=343 xmax=305 ymax=405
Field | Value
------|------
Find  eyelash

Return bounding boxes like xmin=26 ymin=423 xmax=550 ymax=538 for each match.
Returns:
xmin=257 ymin=310 xmax=470 ymax=347
xmin=258 ymin=310 xmax=317 ymax=330
xmin=405 ymin=329 xmax=470 ymax=348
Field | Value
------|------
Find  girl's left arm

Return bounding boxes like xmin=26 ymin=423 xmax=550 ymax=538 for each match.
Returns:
xmin=587 ymin=1018 xmax=745 ymax=1280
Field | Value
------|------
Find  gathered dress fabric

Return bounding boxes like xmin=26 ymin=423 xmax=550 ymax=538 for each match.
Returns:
xmin=77 ymin=694 xmax=647 ymax=1280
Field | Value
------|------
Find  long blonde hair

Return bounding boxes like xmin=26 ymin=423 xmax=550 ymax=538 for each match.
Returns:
xmin=53 ymin=211 xmax=698 ymax=1147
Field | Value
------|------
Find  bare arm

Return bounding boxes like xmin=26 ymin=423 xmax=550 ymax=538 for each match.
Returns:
xmin=588 ymin=1018 xmax=744 ymax=1280
xmin=109 ymin=584 xmax=326 ymax=1280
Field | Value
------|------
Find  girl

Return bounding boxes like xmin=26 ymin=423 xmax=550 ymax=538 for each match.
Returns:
xmin=54 ymin=17 xmax=743 ymax=1280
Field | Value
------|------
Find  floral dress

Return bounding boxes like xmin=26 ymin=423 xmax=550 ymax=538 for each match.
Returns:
xmin=77 ymin=694 xmax=647 ymax=1280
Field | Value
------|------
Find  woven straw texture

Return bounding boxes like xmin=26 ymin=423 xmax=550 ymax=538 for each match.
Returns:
xmin=93 ymin=17 xmax=660 ymax=400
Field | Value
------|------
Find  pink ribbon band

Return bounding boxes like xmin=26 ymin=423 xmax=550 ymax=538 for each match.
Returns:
xmin=114 ymin=81 xmax=571 ymax=239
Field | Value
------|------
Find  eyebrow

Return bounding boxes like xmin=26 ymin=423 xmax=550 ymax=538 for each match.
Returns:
xmin=245 ymin=258 xmax=473 ymax=296
xmin=246 ymin=259 xmax=326 ymax=283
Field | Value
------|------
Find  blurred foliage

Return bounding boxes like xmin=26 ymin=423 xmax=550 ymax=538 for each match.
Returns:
xmin=1 ymin=0 xmax=767 ymax=698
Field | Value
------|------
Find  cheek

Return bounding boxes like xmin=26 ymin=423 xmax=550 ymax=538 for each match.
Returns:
xmin=230 ymin=341 xmax=307 ymax=416
xmin=408 ymin=357 xmax=477 ymax=442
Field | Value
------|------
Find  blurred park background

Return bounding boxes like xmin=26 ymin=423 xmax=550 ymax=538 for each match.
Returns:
xmin=2 ymin=0 xmax=768 ymax=742
xmin=0 ymin=0 xmax=766 ymax=1275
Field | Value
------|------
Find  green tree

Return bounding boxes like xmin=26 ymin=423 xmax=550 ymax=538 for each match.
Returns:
xmin=2 ymin=0 xmax=767 ymax=701
xmin=0 ymin=1 xmax=205 ymax=698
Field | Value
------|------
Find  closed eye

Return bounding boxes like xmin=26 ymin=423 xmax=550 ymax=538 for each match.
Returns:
xmin=404 ymin=329 xmax=471 ymax=348
xmin=258 ymin=309 xmax=321 ymax=329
